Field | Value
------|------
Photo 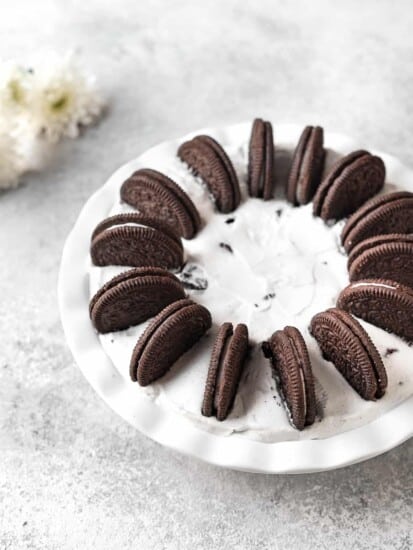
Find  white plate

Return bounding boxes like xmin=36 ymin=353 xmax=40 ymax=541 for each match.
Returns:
xmin=58 ymin=123 xmax=413 ymax=473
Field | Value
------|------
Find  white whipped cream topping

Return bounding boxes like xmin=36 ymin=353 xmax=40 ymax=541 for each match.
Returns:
xmin=89 ymin=124 xmax=413 ymax=442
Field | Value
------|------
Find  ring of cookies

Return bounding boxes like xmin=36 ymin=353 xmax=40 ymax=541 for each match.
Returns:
xmin=89 ymin=120 xmax=413 ymax=431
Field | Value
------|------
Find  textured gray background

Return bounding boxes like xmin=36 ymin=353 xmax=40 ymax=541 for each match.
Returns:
xmin=1 ymin=1 xmax=413 ymax=548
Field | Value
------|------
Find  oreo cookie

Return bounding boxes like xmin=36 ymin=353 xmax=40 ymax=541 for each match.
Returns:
xmin=247 ymin=118 xmax=274 ymax=199
xmin=178 ymin=135 xmax=241 ymax=213
xmin=201 ymin=322 xmax=249 ymax=421
xmin=262 ymin=326 xmax=316 ymax=430
xmin=348 ymin=234 xmax=413 ymax=288
xmin=310 ymin=308 xmax=387 ymax=400
xmin=130 ymin=298 xmax=212 ymax=386
xmin=90 ymin=213 xmax=183 ymax=269
xmin=341 ymin=191 xmax=413 ymax=252
xmin=313 ymin=151 xmax=385 ymax=221
xmin=120 ymin=168 xmax=201 ymax=239
xmin=337 ymin=279 xmax=413 ymax=343
xmin=89 ymin=267 xmax=186 ymax=334
xmin=287 ymin=126 xmax=325 ymax=205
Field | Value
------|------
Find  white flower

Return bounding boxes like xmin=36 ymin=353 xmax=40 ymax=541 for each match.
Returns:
xmin=0 ymin=127 xmax=22 ymax=189
xmin=0 ymin=61 xmax=33 ymax=120
xmin=0 ymin=53 xmax=105 ymax=189
xmin=28 ymin=53 xmax=104 ymax=142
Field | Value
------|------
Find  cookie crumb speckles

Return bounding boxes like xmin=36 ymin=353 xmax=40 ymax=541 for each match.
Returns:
xmin=314 ymin=377 xmax=328 ymax=421
xmin=261 ymin=341 xmax=272 ymax=358
xmin=275 ymin=208 xmax=283 ymax=218
xmin=177 ymin=263 xmax=208 ymax=291
xmin=225 ymin=217 xmax=235 ymax=224
xmin=219 ymin=242 xmax=233 ymax=253
xmin=385 ymin=347 xmax=399 ymax=357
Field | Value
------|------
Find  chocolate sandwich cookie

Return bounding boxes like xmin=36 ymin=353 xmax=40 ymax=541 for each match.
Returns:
xmin=201 ymin=322 xmax=249 ymax=421
xmin=310 ymin=308 xmax=387 ymax=400
xmin=178 ymin=135 xmax=241 ymax=213
xmin=89 ymin=267 xmax=186 ymax=334
xmin=247 ymin=118 xmax=274 ymax=200
xmin=287 ymin=125 xmax=325 ymax=205
xmin=130 ymin=298 xmax=212 ymax=386
xmin=341 ymin=191 xmax=413 ymax=252
xmin=337 ymin=279 xmax=413 ymax=343
xmin=348 ymin=234 xmax=413 ymax=288
xmin=262 ymin=326 xmax=316 ymax=430
xmin=90 ymin=213 xmax=183 ymax=269
xmin=120 ymin=168 xmax=201 ymax=239
xmin=313 ymin=150 xmax=385 ymax=221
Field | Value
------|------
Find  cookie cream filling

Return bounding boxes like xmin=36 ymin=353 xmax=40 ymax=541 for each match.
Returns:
xmin=105 ymin=222 xmax=157 ymax=231
xmin=89 ymin=124 xmax=413 ymax=442
xmin=351 ymin=282 xmax=397 ymax=290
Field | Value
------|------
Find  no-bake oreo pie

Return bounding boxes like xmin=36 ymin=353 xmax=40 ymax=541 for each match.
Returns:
xmin=88 ymin=120 xmax=413 ymax=441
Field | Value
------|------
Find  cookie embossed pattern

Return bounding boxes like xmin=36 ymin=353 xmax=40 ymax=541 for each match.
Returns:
xmin=59 ymin=122 xmax=413 ymax=473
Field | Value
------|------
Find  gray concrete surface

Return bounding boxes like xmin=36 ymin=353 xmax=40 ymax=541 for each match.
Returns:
xmin=1 ymin=1 xmax=412 ymax=548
